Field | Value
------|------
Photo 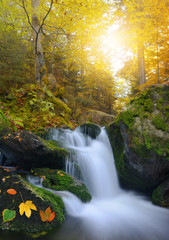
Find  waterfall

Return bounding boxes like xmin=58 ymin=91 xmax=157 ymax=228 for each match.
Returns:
xmin=31 ymin=127 xmax=169 ymax=240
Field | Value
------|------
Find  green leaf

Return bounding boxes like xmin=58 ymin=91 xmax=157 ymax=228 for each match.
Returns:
xmin=2 ymin=209 xmax=16 ymax=223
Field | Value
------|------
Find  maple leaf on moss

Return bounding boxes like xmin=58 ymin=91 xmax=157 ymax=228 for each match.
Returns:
xmin=19 ymin=201 xmax=37 ymax=218
xmin=40 ymin=207 xmax=55 ymax=222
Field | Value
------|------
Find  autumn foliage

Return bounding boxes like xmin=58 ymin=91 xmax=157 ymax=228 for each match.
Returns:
xmin=40 ymin=207 xmax=55 ymax=222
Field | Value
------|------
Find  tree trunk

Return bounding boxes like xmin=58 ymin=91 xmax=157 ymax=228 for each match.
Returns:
xmin=31 ymin=0 xmax=45 ymax=85
xmin=138 ymin=42 xmax=145 ymax=89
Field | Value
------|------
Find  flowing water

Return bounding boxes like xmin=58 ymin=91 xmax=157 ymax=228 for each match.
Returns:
xmin=29 ymin=127 xmax=169 ymax=240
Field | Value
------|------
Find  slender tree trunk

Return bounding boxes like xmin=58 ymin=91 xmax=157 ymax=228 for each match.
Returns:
xmin=138 ymin=42 xmax=145 ymax=89
xmin=31 ymin=0 xmax=45 ymax=85
xmin=156 ymin=20 xmax=159 ymax=84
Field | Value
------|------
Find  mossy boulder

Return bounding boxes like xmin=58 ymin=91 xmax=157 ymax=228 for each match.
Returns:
xmin=107 ymin=85 xmax=169 ymax=193
xmin=80 ymin=123 xmax=101 ymax=139
xmin=0 ymin=131 xmax=68 ymax=170
xmin=32 ymin=168 xmax=92 ymax=202
xmin=0 ymin=168 xmax=65 ymax=233
xmin=152 ymin=179 xmax=169 ymax=208
xmin=78 ymin=109 xmax=114 ymax=126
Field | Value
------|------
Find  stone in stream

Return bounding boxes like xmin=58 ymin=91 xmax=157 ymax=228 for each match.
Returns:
xmin=107 ymin=84 xmax=169 ymax=199
xmin=0 ymin=167 xmax=65 ymax=233
xmin=0 ymin=130 xmax=68 ymax=170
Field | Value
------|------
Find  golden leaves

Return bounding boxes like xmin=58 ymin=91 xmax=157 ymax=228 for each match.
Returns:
xmin=19 ymin=201 xmax=37 ymax=218
xmin=40 ymin=207 xmax=55 ymax=222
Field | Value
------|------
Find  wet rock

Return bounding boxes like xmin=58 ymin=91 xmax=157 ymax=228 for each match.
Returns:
xmin=0 ymin=131 xmax=68 ymax=170
xmin=107 ymin=85 xmax=169 ymax=193
xmin=152 ymin=179 xmax=169 ymax=208
xmin=0 ymin=168 xmax=65 ymax=232
xmin=78 ymin=109 xmax=114 ymax=126
xmin=80 ymin=123 xmax=101 ymax=139
xmin=33 ymin=168 xmax=92 ymax=202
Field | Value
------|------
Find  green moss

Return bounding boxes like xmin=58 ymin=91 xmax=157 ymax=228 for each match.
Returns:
xmin=0 ymin=109 xmax=11 ymax=136
xmin=152 ymin=185 xmax=164 ymax=206
xmin=18 ymin=176 xmax=65 ymax=224
xmin=141 ymin=88 xmax=152 ymax=99
xmin=0 ymin=169 xmax=65 ymax=233
xmin=33 ymin=168 xmax=91 ymax=202
xmin=157 ymin=98 xmax=165 ymax=110
xmin=143 ymin=113 xmax=149 ymax=118
xmin=120 ymin=110 xmax=134 ymax=130
xmin=143 ymin=132 xmax=152 ymax=150
xmin=143 ymin=98 xmax=154 ymax=112
xmin=152 ymin=115 xmax=167 ymax=131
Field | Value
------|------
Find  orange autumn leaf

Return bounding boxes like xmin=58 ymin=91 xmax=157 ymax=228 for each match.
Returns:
xmin=40 ymin=207 xmax=55 ymax=222
xmin=47 ymin=212 xmax=55 ymax=222
xmin=3 ymin=168 xmax=10 ymax=172
xmin=7 ymin=189 xmax=17 ymax=195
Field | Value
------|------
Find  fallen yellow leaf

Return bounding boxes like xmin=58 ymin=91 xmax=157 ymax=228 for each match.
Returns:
xmin=19 ymin=201 xmax=37 ymax=218
xmin=2 ymin=178 xmax=6 ymax=182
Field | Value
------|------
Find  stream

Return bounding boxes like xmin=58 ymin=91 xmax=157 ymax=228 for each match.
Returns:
xmin=1 ymin=127 xmax=169 ymax=240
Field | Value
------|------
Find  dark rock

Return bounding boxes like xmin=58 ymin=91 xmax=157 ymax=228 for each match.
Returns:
xmin=80 ymin=123 xmax=101 ymax=139
xmin=0 ymin=131 xmax=68 ymax=170
xmin=0 ymin=151 xmax=6 ymax=166
xmin=152 ymin=179 xmax=169 ymax=208
xmin=107 ymin=85 xmax=169 ymax=193
xmin=0 ymin=168 xmax=65 ymax=232
xmin=33 ymin=168 xmax=92 ymax=202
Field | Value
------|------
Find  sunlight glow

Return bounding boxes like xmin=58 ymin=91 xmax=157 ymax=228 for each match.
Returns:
xmin=100 ymin=25 xmax=133 ymax=74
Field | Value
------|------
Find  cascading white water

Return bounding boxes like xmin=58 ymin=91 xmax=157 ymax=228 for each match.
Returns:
xmin=31 ymin=127 xmax=169 ymax=240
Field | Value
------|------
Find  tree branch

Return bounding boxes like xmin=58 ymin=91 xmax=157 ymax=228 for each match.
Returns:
xmin=35 ymin=0 xmax=53 ymax=53
xmin=21 ymin=0 xmax=38 ymax=34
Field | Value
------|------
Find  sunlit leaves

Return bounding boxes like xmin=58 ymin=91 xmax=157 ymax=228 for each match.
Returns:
xmin=2 ymin=209 xmax=16 ymax=223
xmin=19 ymin=201 xmax=37 ymax=218
xmin=40 ymin=207 xmax=55 ymax=222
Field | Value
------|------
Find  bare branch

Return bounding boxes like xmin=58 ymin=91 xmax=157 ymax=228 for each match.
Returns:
xmin=22 ymin=0 xmax=38 ymax=34
xmin=35 ymin=0 xmax=54 ymax=54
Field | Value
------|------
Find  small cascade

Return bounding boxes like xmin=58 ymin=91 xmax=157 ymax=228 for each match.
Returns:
xmin=28 ymin=126 xmax=169 ymax=240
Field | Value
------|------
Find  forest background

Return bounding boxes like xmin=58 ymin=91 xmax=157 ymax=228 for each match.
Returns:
xmin=0 ymin=0 xmax=168 ymax=132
